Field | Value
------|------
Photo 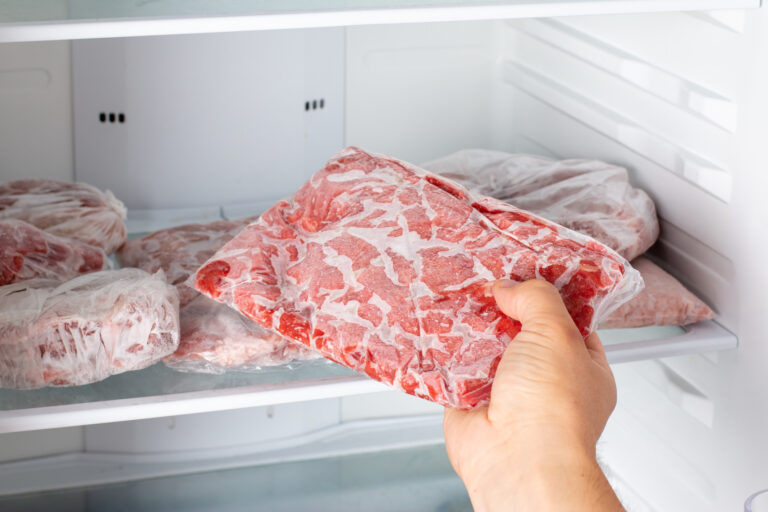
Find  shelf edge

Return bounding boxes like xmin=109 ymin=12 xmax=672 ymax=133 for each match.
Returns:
xmin=604 ymin=320 xmax=737 ymax=364
xmin=0 ymin=1 xmax=760 ymax=43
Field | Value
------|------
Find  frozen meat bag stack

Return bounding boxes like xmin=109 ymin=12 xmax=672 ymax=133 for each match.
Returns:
xmin=423 ymin=149 xmax=715 ymax=329
xmin=118 ymin=219 xmax=319 ymax=374
xmin=193 ymin=147 xmax=643 ymax=409
xmin=0 ymin=179 xmax=181 ymax=389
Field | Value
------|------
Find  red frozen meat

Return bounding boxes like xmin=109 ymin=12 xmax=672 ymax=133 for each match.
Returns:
xmin=164 ymin=295 xmax=320 ymax=374
xmin=0 ymin=179 xmax=127 ymax=254
xmin=0 ymin=269 xmax=179 ymax=389
xmin=118 ymin=219 xmax=254 ymax=306
xmin=423 ymin=149 xmax=659 ymax=261
xmin=194 ymin=147 xmax=642 ymax=409
xmin=600 ymin=257 xmax=715 ymax=329
xmin=0 ymin=219 xmax=108 ymax=285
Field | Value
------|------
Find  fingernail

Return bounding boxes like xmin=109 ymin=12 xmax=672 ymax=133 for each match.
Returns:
xmin=496 ymin=279 xmax=517 ymax=289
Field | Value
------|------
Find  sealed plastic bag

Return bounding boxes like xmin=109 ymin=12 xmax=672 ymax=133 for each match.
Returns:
xmin=0 ymin=179 xmax=127 ymax=254
xmin=422 ymin=149 xmax=659 ymax=261
xmin=600 ymin=257 xmax=715 ymax=329
xmin=0 ymin=268 xmax=179 ymax=389
xmin=194 ymin=147 xmax=642 ymax=409
xmin=164 ymin=295 xmax=321 ymax=374
xmin=118 ymin=219 xmax=253 ymax=306
xmin=0 ymin=219 xmax=109 ymax=285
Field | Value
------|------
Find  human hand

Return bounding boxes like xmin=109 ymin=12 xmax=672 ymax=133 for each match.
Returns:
xmin=443 ymin=279 xmax=624 ymax=512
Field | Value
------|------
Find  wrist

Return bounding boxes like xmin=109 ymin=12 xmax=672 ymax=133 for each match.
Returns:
xmin=465 ymin=438 xmax=618 ymax=512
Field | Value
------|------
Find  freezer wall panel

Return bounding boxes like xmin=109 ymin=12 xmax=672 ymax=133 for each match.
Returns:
xmin=345 ymin=21 xmax=495 ymax=165
xmin=0 ymin=41 xmax=73 ymax=183
xmin=73 ymin=29 xmax=345 ymax=211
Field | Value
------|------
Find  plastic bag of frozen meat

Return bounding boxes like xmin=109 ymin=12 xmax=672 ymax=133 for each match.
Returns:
xmin=422 ymin=149 xmax=659 ymax=261
xmin=118 ymin=218 xmax=317 ymax=372
xmin=600 ymin=257 xmax=715 ymax=329
xmin=164 ymin=295 xmax=321 ymax=374
xmin=0 ymin=268 xmax=179 ymax=389
xmin=0 ymin=179 xmax=127 ymax=254
xmin=193 ymin=147 xmax=643 ymax=409
xmin=0 ymin=219 xmax=109 ymax=285
xmin=118 ymin=218 xmax=256 ymax=306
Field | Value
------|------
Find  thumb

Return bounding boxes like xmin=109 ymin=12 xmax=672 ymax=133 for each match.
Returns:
xmin=492 ymin=279 xmax=583 ymax=349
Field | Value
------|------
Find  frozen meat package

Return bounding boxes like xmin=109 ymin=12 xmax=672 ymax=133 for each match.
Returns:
xmin=423 ymin=149 xmax=659 ymax=261
xmin=118 ymin=218 xmax=254 ymax=306
xmin=0 ymin=268 xmax=179 ymax=389
xmin=194 ymin=147 xmax=643 ymax=409
xmin=600 ymin=257 xmax=715 ymax=329
xmin=118 ymin=218 xmax=317 ymax=372
xmin=0 ymin=179 xmax=127 ymax=254
xmin=0 ymin=219 xmax=109 ymax=285
xmin=164 ymin=295 xmax=321 ymax=374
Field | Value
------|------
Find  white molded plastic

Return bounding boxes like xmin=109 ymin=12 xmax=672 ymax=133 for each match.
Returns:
xmin=0 ymin=1 xmax=760 ymax=43
xmin=0 ymin=414 xmax=446 ymax=496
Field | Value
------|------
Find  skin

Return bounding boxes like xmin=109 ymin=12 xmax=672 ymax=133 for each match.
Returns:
xmin=443 ymin=279 xmax=625 ymax=512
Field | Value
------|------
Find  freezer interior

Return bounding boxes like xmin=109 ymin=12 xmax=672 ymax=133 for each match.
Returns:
xmin=1 ymin=3 xmax=768 ymax=511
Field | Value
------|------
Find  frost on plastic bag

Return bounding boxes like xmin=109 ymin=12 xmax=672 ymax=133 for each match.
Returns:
xmin=0 ymin=268 xmax=179 ymax=389
xmin=118 ymin=219 xmax=254 ymax=306
xmin=422 ymin=149 xmax=659 ymax=261
xmin=0 ymin=179 xmax=127 ymax=254
xmin=600 ymin=257 xmax=715 ymax=329
xmin=194 ymin=147 xmax=643 ymax=409
xmin=164 ymin=295 xmax=321 ymax=374
xmin=0 ymin=219 xmax=109 ymax=285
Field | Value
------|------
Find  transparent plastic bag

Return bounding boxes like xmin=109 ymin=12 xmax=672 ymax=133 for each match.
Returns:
xmin=600 ymin=257 xmax=715 ymax=329
xmin=422 ymin=149 xmax=659 ymax=261
xmin=0 ymin=219 xmax=109 ymax=285
xmin=164 ymin=295 xmax=321 ymax=374
xmin=194 ymin=147 xmax=643 ymax=409
xmin=0 ymin=268 xmax=179 ymax=389
xmin=118 ymin=218 xmax=254 ymax=306
xmin=0 ymin=179 xmax=127 ymax=254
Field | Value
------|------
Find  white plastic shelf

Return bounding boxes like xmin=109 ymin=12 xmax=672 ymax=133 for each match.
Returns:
xmin=0 ymin=0 xmax=760 ymax=43
xmin=0 ymin=321 xmax=736 ymax=434
xmin=0 ymin=415 xmax=449 ymax=497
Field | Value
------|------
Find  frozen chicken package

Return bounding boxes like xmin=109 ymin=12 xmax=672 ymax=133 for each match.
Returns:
xmin=0 ymin=219 xmax=109 ymax=285
xmin=600 ymin=257 xmax=715 ymax=329
xmin=118 ymin=218 xmax=255 ymax=306
xmin=0 ymin=268 xmax=179 ymax=389
xmin=422 ymin=149 xmax=659 ymax=261
xmin=164 ymin=295 xmax=321 ymax=374
xmin=194 ymin=147 xmax=643 ymax=409
xmin=0 ymin=179 xmax=127 ymax=254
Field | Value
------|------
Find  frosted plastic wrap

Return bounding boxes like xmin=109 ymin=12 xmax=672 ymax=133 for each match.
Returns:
xmin=423 ymin=149 xmax=659 ymax=261
xmin=118 ymin=219 xmax=253 ymax=306
xmin=0 ymin=269 xmax=179 ymax=389
xmin=600 ymin=257 xmax=715 ymax=329
xmin=0 ymin=219 xmax=109 ymax=285
xmin=194 ymin=147 xmax=642 ymax=409
xmin=0 ymin=179 xmax=127 ymax=254
xmin=164 ymin=295 xmax=321 ymax=374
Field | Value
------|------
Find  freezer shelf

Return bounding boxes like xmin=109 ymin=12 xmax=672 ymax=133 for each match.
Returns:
xmin=0 ymin=425 xmax=470 ymax=511
xmin=0 ymin=320 xmax=736 ymax=433
xmin=0 ymin=0 xmax=760 ymax=43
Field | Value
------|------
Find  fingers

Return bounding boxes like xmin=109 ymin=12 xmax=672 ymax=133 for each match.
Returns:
xmin=492 ymin=279 xmax=582 ymax=346
xmin=584 ymin=332 xmax=609 ymax=368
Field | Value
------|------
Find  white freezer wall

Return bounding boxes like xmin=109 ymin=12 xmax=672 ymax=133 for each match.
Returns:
xmin=0 ymin=41 xmax=73 ymax=182
xmin=498 ymin=10 xmax=768 ymax=511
